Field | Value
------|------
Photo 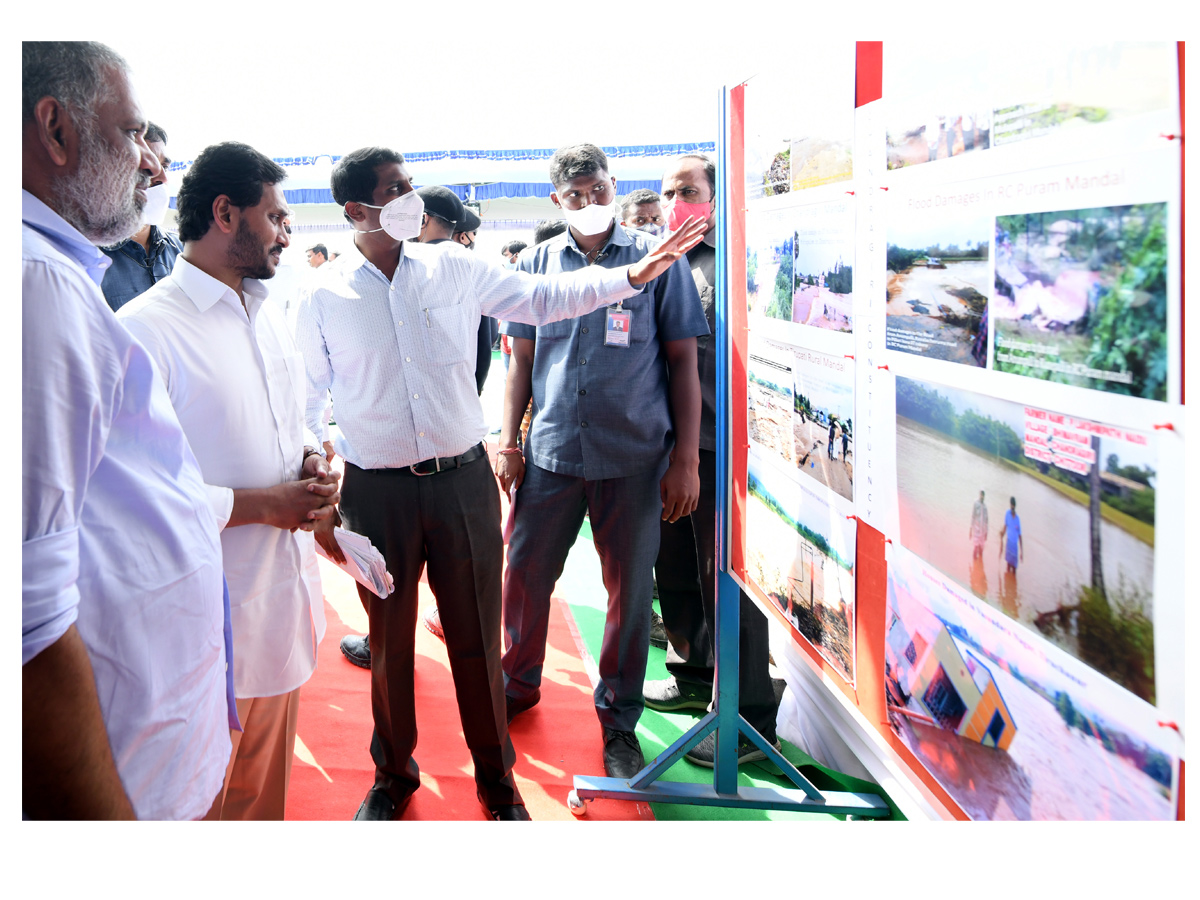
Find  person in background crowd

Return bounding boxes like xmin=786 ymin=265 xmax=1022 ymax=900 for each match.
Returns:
xmin=620 ymin=187 xmax=667 ymax=236
xmin=118 ymin=141 xmax=340 ymax=820
xmin=306 ymin=243 xmax=328 ymax=267
xmin=497 ymin=143 xmax=707 ymax=781
xmin=502 ymin=239 xmax=527 ymax=266
xmin=99 ymin=120 xmax=182 ymax=311
xmin=645 ymin=153 xmax=781 ymax=767
xmin=295 ymin=146 xmax=706 ymax=821
xmin=23 ymin=40 xmax=233 ymax=820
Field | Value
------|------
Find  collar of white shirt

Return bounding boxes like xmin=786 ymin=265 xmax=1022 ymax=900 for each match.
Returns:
xmin=171 ymin=253 xmax=270 ymax=317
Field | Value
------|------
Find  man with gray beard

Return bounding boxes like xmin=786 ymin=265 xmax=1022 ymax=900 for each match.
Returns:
xmin=22 ymin=41 xmax=234 ymax=819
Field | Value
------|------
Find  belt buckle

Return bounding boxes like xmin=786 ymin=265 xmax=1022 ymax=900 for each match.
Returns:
xmin=409 ymin=457 xmax=441 ymax=476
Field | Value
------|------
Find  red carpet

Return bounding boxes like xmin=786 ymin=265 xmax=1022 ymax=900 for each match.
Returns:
xmin=286 ymin=457 xmax=651 ymax=822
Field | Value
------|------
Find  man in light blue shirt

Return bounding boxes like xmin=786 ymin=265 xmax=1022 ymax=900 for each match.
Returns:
xmin=22 ymin=41 xmax=232 ymax=820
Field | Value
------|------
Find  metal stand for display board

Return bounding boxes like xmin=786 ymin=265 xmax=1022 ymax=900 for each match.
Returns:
xmin=568 ymin=87 xmax=889 ymax=820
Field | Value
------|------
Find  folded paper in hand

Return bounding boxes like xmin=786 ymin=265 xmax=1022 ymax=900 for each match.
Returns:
xmin=315 ymin=527 xmax=395 ymax=598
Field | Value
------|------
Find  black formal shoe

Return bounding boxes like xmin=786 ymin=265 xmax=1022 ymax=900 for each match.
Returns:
xmin=477 ymin=791 xmax=532 ymax=820
xmin=340 ymin=634 xmax=371 ymax=669
xmin=505 ymin=688 xmax=540 ymax=723
xmin=353 ymin=787 xmax=409 ymax=820
xmin=601 ymin=727 xmax=645 ymax=780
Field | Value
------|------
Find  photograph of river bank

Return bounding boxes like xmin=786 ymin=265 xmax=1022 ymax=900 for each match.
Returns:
xmin=746 ymin=454 xmax=856 ymax=682
xmin=993 ymin=202 xmax=1168 ymax=401
xmin=895 ymin=376 xmax=1157 ymax=703
xmin=886 ymin=547 xmax=1176 ymax=820
xmin=886 ymin=215 xmax=991 ymax=367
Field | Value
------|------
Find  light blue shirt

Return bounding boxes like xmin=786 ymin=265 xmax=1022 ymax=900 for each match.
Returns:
xmin=22 ymin=191 xmax=234 ymax=819
xmin=295 ymin=238 xmax=641 ymax=470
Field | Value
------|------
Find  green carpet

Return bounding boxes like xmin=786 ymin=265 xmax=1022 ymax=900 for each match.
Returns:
xmin=556 ymin=536 xmax=903 ymax=821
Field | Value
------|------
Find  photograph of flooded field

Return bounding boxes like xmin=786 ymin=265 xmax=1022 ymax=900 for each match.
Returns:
xmin=746 ymin=454 xmax=856 ymax=682
xmin=993 ymin=203 xmax=1168 ymax=401
xmin=747 ymin=351 xmax=795 ymax=466
xmin=886 ymin=214 xmax=991 ymax=366
xmin=792 ymin=200 xmax=854 ymax=333
xmin=789 ymin=344 xmax=854 ymax=502
xmin=895 ymin=376 xmax=1157 ymax=703
xmin=886 ymin=546 xmax=1176 ymax=820
xmin=991 ymin=41 xmax=1177 ymax=147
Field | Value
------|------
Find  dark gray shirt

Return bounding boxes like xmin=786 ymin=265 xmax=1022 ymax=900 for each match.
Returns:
xmin=687 ymin=238 xmax=717 ymax=453
xmin=99 ymin=226 xmax=183 ymax=312
xmin=503 ymin=223 xmax=708 ymax=480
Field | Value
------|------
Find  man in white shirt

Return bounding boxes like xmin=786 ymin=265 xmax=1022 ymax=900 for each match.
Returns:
xmin=296 ymin=146 xmax=706 ymax=820
xmin=119 ymin=141 xmax=341 ymax=820
xmin=22 ymin=40 xmax=233 ymax=820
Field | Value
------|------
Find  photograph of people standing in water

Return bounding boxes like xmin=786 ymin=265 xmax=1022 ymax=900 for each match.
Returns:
xmin=886 ymin=213 xmax=991 ymax=367
xmin=894 ymin=376 xmax=1157 ymax=704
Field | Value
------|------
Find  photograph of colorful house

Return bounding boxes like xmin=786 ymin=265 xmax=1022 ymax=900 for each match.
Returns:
xmin=886 ymin=606 xmax=1017 ymax=751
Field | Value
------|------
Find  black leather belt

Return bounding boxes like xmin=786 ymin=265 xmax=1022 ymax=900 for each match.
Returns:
xmin=400 ymin=442 xmax=487 ymax=476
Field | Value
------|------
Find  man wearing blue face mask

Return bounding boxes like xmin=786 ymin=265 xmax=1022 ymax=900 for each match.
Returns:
xmin=99 ymin=121 xmax=182 ymax=312
xmin=620 ymin=188 xmax=668 ymax=237
xmin=295 ymin=146 xmax=707 ymax=821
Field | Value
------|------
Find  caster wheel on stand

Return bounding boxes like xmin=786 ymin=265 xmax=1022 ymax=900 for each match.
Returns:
xmin=567 ymin=790 xmax=588 ymax=817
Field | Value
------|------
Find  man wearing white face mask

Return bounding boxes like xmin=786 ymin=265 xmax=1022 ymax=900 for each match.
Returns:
xmin=496 ymin=144 xmax=708 ymax=781
xmin=99 ymin=120 xmax=182 ymax=312
xmin=295 ymin=146 xmax=707 ymax=821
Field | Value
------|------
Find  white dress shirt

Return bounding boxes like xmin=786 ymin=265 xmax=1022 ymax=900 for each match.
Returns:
xmin=22 ymin=192 xmax=231 ymax=820
xmin=295 ymin=238 xmax=640 ymax=469
xmin=119 ymin=256 xmax=326 ymax=699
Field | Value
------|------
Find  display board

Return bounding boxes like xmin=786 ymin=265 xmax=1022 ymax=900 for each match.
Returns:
xmin=722 ymin=41 xmax=1185 ymax=820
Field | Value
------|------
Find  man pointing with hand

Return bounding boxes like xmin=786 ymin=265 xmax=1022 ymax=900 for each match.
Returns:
xmin=295 ymin=146 xmax=705 ymax=821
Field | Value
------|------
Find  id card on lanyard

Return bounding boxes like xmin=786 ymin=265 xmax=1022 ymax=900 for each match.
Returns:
xmin=605 ymin=303 xmax=632 ymax=347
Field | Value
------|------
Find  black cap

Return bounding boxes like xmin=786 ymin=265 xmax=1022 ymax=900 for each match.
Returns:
xmin=416 ymin=185 xmax=464 ymax=226
xmin=457 ymin=204 xmax=482 ymax=233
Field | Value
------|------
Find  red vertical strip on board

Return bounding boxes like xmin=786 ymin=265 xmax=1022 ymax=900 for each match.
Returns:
xmin=1178 ymin=759 xmax=1185 ymax=820
xmin=854 ymin=520 xmax=888 ymax=737
xmin=856 ymin=41 xmax=883 ymax=107
xmin=729 ymin=83 xmax=749 ymax=581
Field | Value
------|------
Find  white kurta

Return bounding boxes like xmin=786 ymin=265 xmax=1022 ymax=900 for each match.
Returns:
xmin=120 ymin=256 xmax=326 ymax=699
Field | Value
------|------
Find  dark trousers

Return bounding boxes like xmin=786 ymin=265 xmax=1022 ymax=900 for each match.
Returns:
xmin=655 ymin=449 xmax=777 ymax=738
xmin=502 ymin=460 xmax=665 ymax=733
xmin=339 ymin=457 xmax=520 ymax=809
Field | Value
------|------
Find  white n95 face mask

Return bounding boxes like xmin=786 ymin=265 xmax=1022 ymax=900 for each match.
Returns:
xmin=351 ymin=191 xmax=425 ymax=242
xmin=141 ymin=183 xmax=170 ymax=228
xmin=561 ymin=199 xmax=616 ymax=236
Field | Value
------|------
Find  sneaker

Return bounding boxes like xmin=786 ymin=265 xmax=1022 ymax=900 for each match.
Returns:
xmin=339 ymin=634 xmax=371 ymax=669
xmin=643 ymin=677 xmax=710 ymax=712
xmin=422 ymin=604 xmax=444 ymax=642
xmin=649 ymin=609 xmax=668 ymax=649
xmin=684 ymin=731 xmax=782 ymax=768
xmin=601 ymin=728 xmax=645 ymax=779
xmin=505 ymin=689 xmax=540 ymax=723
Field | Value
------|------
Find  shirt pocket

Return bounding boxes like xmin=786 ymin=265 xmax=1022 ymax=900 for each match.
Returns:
xmin=420 ymin=301 xmax=474 ymax=367
xmin=623 ymin=295 xmax=653 ymax=343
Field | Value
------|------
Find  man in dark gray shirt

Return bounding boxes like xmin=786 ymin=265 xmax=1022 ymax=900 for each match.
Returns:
xmin=496 ymin=144 xmax=708 ymax=780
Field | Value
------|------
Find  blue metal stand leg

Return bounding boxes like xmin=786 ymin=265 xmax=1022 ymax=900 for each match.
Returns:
xmin=569 ymin=87 xmax=888 ymax=821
